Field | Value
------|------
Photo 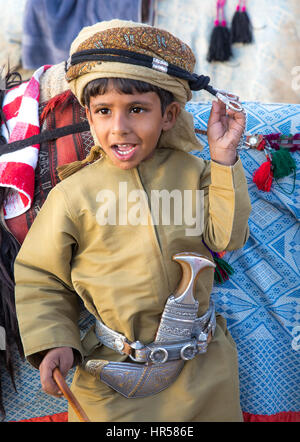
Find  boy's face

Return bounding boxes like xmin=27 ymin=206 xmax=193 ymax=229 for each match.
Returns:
xmin=86 ymin=84 xmax=180 ymax=170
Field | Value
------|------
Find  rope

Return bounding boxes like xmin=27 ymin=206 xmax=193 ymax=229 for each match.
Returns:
xmin=0 ymin=121 xmax=90 ymax=155
xmin=67 ymin=48 xmax=218 ymax=95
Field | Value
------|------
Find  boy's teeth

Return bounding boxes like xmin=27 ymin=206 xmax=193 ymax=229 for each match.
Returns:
xmin=115 ymin=144 xmax=136 ymax=154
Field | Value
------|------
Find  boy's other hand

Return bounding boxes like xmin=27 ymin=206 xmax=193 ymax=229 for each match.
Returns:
xmin=207 ymin=99 xmax=246 ymax=166
xmin=39 ymin=347 xmax=74 ymax=397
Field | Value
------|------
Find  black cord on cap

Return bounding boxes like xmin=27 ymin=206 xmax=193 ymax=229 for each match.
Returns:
xmin=66 ymin=48 xmax=218 ymax=97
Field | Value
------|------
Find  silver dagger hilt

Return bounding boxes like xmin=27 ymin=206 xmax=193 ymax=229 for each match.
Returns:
xmin=155 ymin=252 xmax=215 ymax=343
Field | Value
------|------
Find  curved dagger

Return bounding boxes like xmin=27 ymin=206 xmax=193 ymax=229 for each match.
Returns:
xmin=154 ymin=252 xmax=215 ymax=343
xmin=172 ymin=252 xmax=216 ymax=304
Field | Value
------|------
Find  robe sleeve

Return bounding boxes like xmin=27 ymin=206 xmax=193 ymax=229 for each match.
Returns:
xmin=14 ymin=185 xmax=83 ymax=369
xmin=200 ymin=157 xmax=251 ymax=252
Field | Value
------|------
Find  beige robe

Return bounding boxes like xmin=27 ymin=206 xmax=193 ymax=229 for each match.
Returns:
xmin=14 ymin=147 xmax=251 ymax=422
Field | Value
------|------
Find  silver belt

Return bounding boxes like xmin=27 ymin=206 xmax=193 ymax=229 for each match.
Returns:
xmin=95 ymin=300 xmax=216 ymax=364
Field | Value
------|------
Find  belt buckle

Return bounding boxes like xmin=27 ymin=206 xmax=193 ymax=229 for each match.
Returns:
xmin=114 ymin=337 xmax=126 ymax=352
xmin=149 ymin=347 xmax=169 ymax=364
xmin=197 ymin=332 xmax=208 ymax=354
xmin=180 ymin=342 xmax=197 ymax=360
xmin=128 ymin=341 xmax=146 ymax=362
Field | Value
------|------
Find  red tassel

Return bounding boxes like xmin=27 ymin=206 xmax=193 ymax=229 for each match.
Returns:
xmin=253 ymin=157 xmax=273 ymax=191
xmin=218 ymin=250 xmax=226 ymax=258
xmin=40 ymin=90 xmax=73 ymax=123
xmin=256 ymin=139 xmax=266 ymax=151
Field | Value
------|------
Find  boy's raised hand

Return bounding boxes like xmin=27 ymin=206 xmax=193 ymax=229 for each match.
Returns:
xmin=207 ymin=99 xmax=246 ymax=166
xmin=39 ymin=347 xmax=74 ymax=397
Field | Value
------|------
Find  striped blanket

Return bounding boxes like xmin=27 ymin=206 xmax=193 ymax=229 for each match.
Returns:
xmin=0 ymin=65 xmax=50 ymax=219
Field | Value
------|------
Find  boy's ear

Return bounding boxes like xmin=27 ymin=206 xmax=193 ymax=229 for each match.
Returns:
xmin=162 ymin=102 xmax=181 ymax=132
xmin=85 ymin=105 xmax=93 ymax=126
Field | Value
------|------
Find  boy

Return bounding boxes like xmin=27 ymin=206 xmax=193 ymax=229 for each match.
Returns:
xmin=15 ymin=20 xmax=251 ymax=422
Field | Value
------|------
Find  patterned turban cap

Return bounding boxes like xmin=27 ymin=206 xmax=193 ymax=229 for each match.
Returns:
xmin=66 ymin=23 xmax=196 ymax=83
xmin=66 ymin=19 xmax=203 ymax=152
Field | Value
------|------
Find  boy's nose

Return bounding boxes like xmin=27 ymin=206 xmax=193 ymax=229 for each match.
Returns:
xmin=111 ymin=113 xmax=130 ymax=135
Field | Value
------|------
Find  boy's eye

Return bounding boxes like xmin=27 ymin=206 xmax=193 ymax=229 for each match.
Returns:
xmin=97 ymin=108 xmax=110 ymax=115
xmin=130 ymin=106 xmax=144 ymax=114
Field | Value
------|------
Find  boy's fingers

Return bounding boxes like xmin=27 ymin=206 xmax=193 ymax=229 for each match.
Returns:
xmin=227 ymin=107 xmax=246 ymax=124
xmin=40 ymin=361 xmax=63 ymax=397
xmin=208 ymin=100 xmax=245 ymax=134
xmin=58 ymin=347 xmax=74 ymax=377
xmin=207 ymin=100 xmax=226 ymax=127
xmin=39 ymin=347 xmax=74 ymax=397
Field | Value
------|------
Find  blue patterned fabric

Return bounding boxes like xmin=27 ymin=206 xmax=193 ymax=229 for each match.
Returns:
xmin=188 ymin=101 xmax=300 ymax=415
xmin=3 ymin=309 xmax=92 ymax=422
xmin=2 ymin=101 xmax=299 ymax=421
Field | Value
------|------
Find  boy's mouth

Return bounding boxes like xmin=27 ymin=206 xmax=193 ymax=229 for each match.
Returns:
xmin=111 ymin=143 xmax=138 ymax=161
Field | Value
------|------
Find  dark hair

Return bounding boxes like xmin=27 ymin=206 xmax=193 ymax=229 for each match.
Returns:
xmin=83 ymin=78 xmax=174 ymax=114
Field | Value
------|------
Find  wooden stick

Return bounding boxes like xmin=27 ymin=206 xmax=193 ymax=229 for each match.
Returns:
xmin=195 ymin=128 xmax=207 ymax=135
xmin=53 ymin=367 xmax=90 ymax=422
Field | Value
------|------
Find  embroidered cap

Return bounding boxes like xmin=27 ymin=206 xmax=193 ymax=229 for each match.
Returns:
xmin=66 ymin=25 xmax=196 ymax=82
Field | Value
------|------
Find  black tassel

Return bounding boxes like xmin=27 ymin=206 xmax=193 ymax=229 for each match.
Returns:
xmin=231 ymin=5 xmax=253 ymax=44
xmin=207 ymin=20 xmax=232 ymax=62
